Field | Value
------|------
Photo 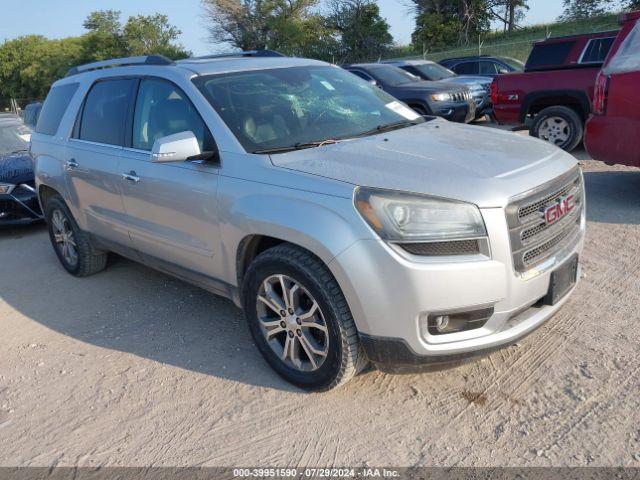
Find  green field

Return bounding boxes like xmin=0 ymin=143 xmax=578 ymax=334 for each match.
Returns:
xmin=384 ymin=12 xmax=622 ymax=63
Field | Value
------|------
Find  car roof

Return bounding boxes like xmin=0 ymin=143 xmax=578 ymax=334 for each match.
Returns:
xmin=383 ymin=59 xmax=436 ymax=66
xmin=343 ymin=63 xmax=397 ymax=69
xmin=52 ymin=55 xmax=330 ymax=88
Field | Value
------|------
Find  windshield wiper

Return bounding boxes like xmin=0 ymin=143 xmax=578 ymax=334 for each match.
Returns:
xmin=8 ymin=148 xmax=29 ymax=155
xmin=253 ymin=139 xmax=338 ymax=155
xmin=348 ymin=120 xmax=422 ymax=139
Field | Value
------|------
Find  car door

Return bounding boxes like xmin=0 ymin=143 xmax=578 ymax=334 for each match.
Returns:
xmin=65 ymin=78 xmax=136 ymax=247
xmin=118 ymin=77 xmax=221 ymax=277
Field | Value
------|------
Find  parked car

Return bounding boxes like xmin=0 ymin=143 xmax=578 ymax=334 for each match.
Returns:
xmin=585 ymin=11 xmax=640 ymax=167
xmin=32 ymin=54 xmax=585 ymax=390
xmin=0 ymin=114 xmax=43 ymax=225
xmin=440 ymin=55 xmax=524 ymax=77
xmin=343 ymin=63 xmax=476 ymax=123
xmin=22 ymin=102 xmax=43 ymax=128
xmin=491 ymin=30 xmax=619 ymax=151
xmin=382 ymin=59 xmax=492 ymax=118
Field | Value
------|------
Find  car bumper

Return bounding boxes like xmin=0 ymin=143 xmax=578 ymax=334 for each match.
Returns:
xmin=585 ymin=115 xmax=640 ymax=168
xmin=434 ymin=101 xmax=476 ymax=123
xmin=0 ymin=184 xmax=43 ymax=226
xmin=329 ymin=206 xmax=585 ymax=367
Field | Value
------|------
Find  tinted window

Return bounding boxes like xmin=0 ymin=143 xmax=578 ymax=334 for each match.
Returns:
xmin=367 ymin=65 xmax=419 ymax=86
xmin=349 ymin=70 xmax=374 ymax=81
xmin=607 ymin=21 xmax=640 ymax=74
xmin=407 ymin=63 xmax=455 ymax=81
xmin=479 ymin=61 xmax=499 ymax=75
xmin=580 ymin=37 xmax=615 ymax=64
xmin=453 ymin=62 xmax=478 ymax=75
xmin=79 ymin=79 xmax=134 ymax=146
xmin=526 ymin=42 xmax=575 ymax=69
xmin=132 ymin=78 xmax=213 ymax=152
xmin=36 ymin=83 xmax=78 ymax=135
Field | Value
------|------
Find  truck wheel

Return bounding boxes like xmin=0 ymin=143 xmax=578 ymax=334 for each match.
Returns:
xmin=44 ymin=195 xmax=108 ymax=277
xmin=242 ymin=244 xmax=366 ymax=391
xmin=531 ymin=106 xmax=583 ymax=152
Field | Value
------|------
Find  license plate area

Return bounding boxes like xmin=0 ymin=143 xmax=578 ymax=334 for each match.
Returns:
xmin=544 ymin=254 xmax=579 ymax=306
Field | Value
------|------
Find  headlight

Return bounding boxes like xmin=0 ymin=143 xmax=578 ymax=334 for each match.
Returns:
xmin=354 ymin=187 xmax=487 ymax=242
xmin=0 ymin=183 xmax=15 ymax=194
xmin=431 ymin=93 xmax=453 ymax=102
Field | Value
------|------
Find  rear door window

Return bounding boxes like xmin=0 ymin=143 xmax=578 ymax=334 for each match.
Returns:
xmin=526 ymin=41 xmax=575 ymax=70
xmin=36 ymin=83 xmax=79 ymax=136
xmin=78 ymin=79 xmax=135 ymax=146
xmin=479 ymin=61 xmax=499 ymax=75
xmin=580 ymin=37 xmax=616 ymax=64
xmin=453 ymin=62 xmax=478 ymax=75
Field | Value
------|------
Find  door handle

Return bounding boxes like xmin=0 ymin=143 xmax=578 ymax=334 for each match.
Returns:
xmin=65 ymin=159 xmax=79 ymax=171
xmin=122 ymin=171 xmax=141 ymax=183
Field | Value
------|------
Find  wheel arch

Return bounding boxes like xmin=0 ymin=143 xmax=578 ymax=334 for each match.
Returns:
xmin=520 ymin=90 xmax=591 ymax=123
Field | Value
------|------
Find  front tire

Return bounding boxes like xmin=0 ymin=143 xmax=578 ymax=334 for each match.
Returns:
xmin=44 ymin=195 xmax=108 ymax=277
xmin=531 ymin=105 xmax=583 ymax=152
xmin=242 ymin=244 xmax=366 ymax=391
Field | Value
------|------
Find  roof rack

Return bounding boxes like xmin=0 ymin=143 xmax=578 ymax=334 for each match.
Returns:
xmin=184 ymin=50 xmax=286 ymax=61
xmin=66 ymin=55 xmax=174 ymax=77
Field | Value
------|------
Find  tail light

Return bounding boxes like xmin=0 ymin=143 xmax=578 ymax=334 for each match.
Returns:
xmin=593 ymin=72 xmax=610 ymax=115
xmin=490 ymin=80 xmax=498 ymax=105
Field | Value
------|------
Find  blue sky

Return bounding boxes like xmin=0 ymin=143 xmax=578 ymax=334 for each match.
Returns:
xmin=1 ymin=0 xmax=570 ymax=55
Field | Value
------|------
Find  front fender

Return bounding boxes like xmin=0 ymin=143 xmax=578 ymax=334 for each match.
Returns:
xmin=218 ymin=175 xmax=372 ymax=288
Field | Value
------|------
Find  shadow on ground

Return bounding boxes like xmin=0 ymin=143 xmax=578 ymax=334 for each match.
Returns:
xmin=0 ymin=224 xmax=300 ymax=393
xmin=583 ymin=169 xmax=640 ymax=225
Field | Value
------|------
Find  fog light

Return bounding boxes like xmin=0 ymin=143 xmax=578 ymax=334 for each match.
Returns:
xmin=426 ymin=307 xmax=494 ymax=336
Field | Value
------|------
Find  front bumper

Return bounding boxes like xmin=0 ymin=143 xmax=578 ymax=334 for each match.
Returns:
xmin=433 ymin=101 xmax=476 ymax=123
xmin=329 ymin=206 xmax=585 ymax=367
xmin=0 ymin=184 xmax=43 ymax=226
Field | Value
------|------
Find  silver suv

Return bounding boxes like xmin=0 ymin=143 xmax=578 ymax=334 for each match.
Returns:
xmin=31 ymin=54 xmax=585 ymax=391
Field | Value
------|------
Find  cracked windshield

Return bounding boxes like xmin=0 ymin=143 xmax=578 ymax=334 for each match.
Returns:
xmin=194 ymin=65 xmax=423 ymax=153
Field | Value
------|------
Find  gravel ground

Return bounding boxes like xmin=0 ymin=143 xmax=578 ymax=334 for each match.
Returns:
xmin=0 ymin=150 xmax=639 ymax=467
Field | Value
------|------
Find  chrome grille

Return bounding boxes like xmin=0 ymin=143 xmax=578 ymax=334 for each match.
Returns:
xmin=506 ymin=168 xmax=584 ymax=273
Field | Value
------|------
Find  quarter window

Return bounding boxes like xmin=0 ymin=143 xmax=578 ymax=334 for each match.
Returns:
xmin=36 ymin=83 xmax=78 ymax=136
xmin=132 ymin=78 xmax=213 ymax=152
xmin=78 ymin=79 xmax=134 ymax=146
xmin=580 ymin=37 xmax=615 ymax=64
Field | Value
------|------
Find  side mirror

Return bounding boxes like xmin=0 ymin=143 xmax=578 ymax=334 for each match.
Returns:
xmin=368 ymin=79 xmax=379 ymax=87
xmin=497 ymin=68 xmax=510 ymax=74
xmin=151 ymin=131 xmax=201 ymax=163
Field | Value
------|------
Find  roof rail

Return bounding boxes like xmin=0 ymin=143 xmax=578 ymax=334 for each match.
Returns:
xmin=66 ymin=55 xmax=174 ymax=77
xmin=185 ymin=50 xmax=286 ymax=61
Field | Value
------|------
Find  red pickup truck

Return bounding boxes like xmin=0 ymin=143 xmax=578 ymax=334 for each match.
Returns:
xmin=584 ymin=11 xmax=640 ymax=167
xmin=491 ymin=30 xmax=619 ymax=151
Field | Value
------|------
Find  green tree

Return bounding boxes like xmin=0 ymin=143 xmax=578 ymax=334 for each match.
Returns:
xmin=559 ymin=0 xmax=611 ymax=20
xmin=81 ymin=10 xmax=189 ymax=61
xmin=201 ymin=0 xmax=322 ymax=51
xmin=327 ymin=0 xmax=394 ymax=62
xmin=0 ymin=35 xmax=83 ymax=100
xmin=411 ymin=0 xmax=493 ymax=50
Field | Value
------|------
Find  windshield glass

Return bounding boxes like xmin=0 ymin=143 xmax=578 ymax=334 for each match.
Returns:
xmin=0 ymin=120 xmax=31 ymax=155
xmin=194 ymin=66 xmax=423 ymax=153
xmin=502 ymin=57 xmax=525 ymax=71
xmin=412 ymin=63 xmax=456 ymax=80
xmin=367 ymin=65 xmax=420 ymax=86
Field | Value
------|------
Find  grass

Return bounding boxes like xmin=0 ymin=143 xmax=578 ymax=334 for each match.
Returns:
xmin=384 ymin=12 xmax=622 ymax=63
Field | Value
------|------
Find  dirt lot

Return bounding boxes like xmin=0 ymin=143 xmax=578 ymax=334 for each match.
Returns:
xmin=1 ymin=151 xmax=639 ymax=467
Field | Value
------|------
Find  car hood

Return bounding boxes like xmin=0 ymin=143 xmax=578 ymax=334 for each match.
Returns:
xmin=0 ymin=152 xmax=35 ymax=185
xmin=269 ymin=119 xmax=578 ymax=208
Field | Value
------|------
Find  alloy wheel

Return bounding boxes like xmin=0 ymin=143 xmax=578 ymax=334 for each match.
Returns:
xmin=256 ymin=274 xmax=329 ymax=372
xmin=51 ymin=209 xmax=78 ymax=268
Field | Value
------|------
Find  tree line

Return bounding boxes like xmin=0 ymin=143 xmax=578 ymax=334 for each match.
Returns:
xmin=1 ymin=0 xmax=638 ymax=101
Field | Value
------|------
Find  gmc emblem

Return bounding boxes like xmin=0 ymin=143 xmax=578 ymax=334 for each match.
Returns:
xmin=542 ymin=194 xmax=575 ymax=225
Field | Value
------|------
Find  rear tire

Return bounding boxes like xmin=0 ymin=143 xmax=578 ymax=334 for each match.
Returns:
xmin=531 ymin=106 xmax=583 ymax=152
xmin=242 ymin=244 xmax=366 ymax=391
xmin=44 ymin=195 xmax=108 ymax=277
